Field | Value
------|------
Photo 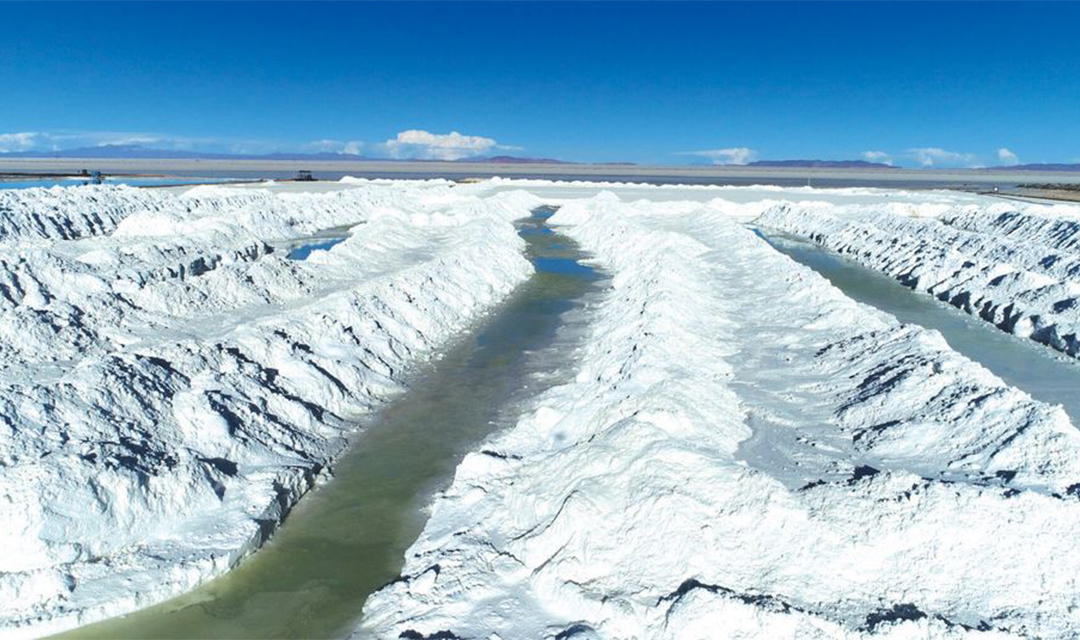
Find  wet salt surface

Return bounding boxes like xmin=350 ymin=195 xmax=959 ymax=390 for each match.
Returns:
xmin=59 ymin=208 xmax=604 ymax=639
xmin=753 ymin=226 xmax=1080 ymax=424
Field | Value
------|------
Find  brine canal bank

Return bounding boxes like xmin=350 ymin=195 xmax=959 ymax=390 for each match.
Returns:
xmin=59 ymin=207 xmax=605 ymax=639
xmin=753 ymin=227 xmax=1080 ymax=425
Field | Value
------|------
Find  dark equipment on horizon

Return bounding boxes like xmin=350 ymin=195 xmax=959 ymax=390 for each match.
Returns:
xmin=81 ymin=171 xmax=104 ymax=186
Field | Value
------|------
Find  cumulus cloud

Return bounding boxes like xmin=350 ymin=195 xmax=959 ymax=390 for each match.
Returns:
xmin=908 ymin=147 xmax=977 ymax=167
xmin=998 ymin=147 xmax=1020 ymax=166
xmin=681 ymin=147 xmax=757 ymax=165
xmin=380 ymin=129 xmax=508 ymax=161
xmin=862 ymin=150 xmax=893 ymax=166
xmin=0 ymin=132 xmax=41 ymax=152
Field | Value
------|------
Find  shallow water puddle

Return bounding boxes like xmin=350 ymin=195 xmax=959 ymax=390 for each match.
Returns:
xmin=287 ymin=237 xmax=348 ymax=260
xmin=59 ymin=207 xmax=604 ymax=639
xmin=275 ymin=224 xmax=358 ymax=261
xmin=752 ymin=227 xmax=1080 ymax=424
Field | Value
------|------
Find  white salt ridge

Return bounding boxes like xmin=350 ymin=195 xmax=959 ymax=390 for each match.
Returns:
xmin=0 ymin=186 xmax=166 ymax=245
xmin=757 ymin=200 xmax=1080 ymax=358
xmin=360 ymin=193 xmax=1080 ymax=639
xmin=0 ymin=183 xmax=541 ymax=638
xmin=0 ymin=184 xmax=502 ymax=366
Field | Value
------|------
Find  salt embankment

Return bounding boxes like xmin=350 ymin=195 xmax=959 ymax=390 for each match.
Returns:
xmin=0 ymin=183 xmax=540 ymax=637
xmin=759 ymin=199 xmax=1080 ymax=358
xmin=361 ymin=193 xmax=1080 ymax=639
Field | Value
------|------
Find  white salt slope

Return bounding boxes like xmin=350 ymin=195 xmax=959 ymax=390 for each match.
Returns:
xmin=757 ymin=199 xmax=1080 ymax=358
xmin=360 ymin=192 xmax=1080 ymax=639
xmin=0 ymin=182 xmax=542 ymax=637
xmin=464 ymin=176 xmax=994 ymax=209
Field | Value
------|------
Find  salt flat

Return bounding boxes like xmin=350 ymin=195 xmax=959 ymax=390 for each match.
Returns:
xmin=5 ymin=157 xmax=1080 ymax=188
xmin=4 ymin=178 xmax=1080 ymax=639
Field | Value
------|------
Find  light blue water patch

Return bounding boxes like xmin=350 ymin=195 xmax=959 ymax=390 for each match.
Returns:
xmin=752 ymin=226 xmax=1080 ymax=425
xmin=286 ymin=237 xmax=348 ymax=261
xmin=0 ymin=179 xmax=89 ymax=190
xmin=518 ymin=226 xmax=554 ymax=236
xmin=533 ymin=256 xmax=596 ymax=277
xmin=0 ymin=177 xmax=240 ymax=190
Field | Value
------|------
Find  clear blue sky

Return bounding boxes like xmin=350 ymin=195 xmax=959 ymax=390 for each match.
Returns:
xmin=2 ymin=2 xmax=1079 ymax=167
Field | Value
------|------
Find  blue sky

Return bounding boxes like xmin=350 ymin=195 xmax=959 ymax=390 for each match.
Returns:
xmin=2 ymin=2 xmax=1078 ymax=167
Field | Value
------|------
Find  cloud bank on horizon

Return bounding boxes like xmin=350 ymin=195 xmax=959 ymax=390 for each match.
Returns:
xmin=0 ymin=129 xmax=520 ymax=161
xmin=674 ymin=144 xmax=1025 ymax=168
xmin=908 ymin=147 xmax=977 ymax=168
xmin=0 ymin=129 xmax=1040 ymax=168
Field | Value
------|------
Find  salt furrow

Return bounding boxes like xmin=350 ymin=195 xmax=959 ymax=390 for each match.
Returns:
xmin=133 ymin=183 xmax=459 ymax=242
xmin=0 ymin=186 xmax=165 ymax=245
xmin=0 ymin=184 xmax=540 ymax=638
xmin=360 ymin=193 xmax=1080 ymax=639
xmin=0 ymin=183 xmax=484 ymax=367
xmin=757 ymin=201 xmax=1080 ymax=358
xmin=0 ymin=183 xmax=415 ymax=247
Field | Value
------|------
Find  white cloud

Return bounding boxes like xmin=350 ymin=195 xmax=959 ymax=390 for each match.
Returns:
xmin=380 ymin=129 xmax=503 ymax=161
xmin=97 ymin=135 xmax=163 ymax=147
xmin=0 ymin=132 xmax=41 ymax=152
xmin=862 ymin=150 xmax=893 ymax=166
xmin=0 ymin=130 xmax=220 ymax=153
xmin=305 ymin=139 xmax=364 ymax=155
xmin=998 ymin=147 xmax=1020 ymax=165
xmin=2 ymin=129 xmax=513 ymax=160
xmin=681 ymin=147 xmax=757 ymax=165
xmin=306 ymin=139 xmax=341 ymax=152
xmin=908 ymin=147 xmax=977 ymax=167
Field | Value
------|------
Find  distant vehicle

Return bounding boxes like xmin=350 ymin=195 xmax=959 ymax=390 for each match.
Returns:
xmin=296 ymin=170 xmax=315 ymax=181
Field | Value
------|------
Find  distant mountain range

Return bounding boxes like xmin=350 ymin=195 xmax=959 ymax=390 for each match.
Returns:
xmin=746 ymin=159 xmax=896 ymax=169
xmin=463 ymin=155 xmax=569 ymax=164
xmin=0 ymin=144 xmax=570 ymax=165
